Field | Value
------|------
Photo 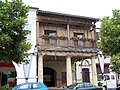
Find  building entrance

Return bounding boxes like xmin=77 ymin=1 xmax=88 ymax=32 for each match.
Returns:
xmin=82 ymin=68 xmax=90 ymax=82
xmin=43 ymin=67 xmax=56 ymax=87
xmin=0 ymin=71 xmax=16 ymax=87
xmin=0 ymin=62 xmax=16 ymax=87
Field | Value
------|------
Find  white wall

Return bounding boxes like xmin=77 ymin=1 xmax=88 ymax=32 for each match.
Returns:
xmin=13 ymin=8 xmax=38 ymax=85
xmin=75 ymin=59 xmax=92 ymax=83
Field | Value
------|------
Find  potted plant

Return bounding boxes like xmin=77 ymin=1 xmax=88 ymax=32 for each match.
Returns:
xmin=82 ymin=38 xmax=95 ymax=42
xmin=58 ymin=36 xmax=68 ymax=40
xmin=41 ymin=35 xmax=58 ymax=40
xmin=71 ymin=36 xmax=79 ymax=41
xmin=87 ymin=38 xmax=95 ymax=42
xmin=41 ymin=34 xmax=50 ymax=39
xmin=81 ymin=38 xmax=87 ymax=41
xmin=49 ymin=35 xmax=58 ymax=40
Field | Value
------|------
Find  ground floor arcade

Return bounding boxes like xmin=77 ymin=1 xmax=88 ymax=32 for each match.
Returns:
xmin=37 ymin=50 xmax=98 ymax=87
xmin=0 ymin=53 xmax=110 ymax=87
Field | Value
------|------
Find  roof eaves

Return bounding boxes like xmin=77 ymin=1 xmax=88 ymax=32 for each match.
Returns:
xmin=37 ymin=10 xmax=100 ymax=21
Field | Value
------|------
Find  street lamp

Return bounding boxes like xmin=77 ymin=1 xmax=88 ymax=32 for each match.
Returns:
xmin=23 ymin=44 xmax=41 ymax=83
xmin=34 ymin=44 xmax=41 ymax=55
xmin=23 ymin=55 xmax=32 ymax=83
xmin=34 ymin=44 xmax=41 ymax=82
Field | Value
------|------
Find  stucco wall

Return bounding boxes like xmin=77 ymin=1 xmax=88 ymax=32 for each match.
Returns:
xmin=13 ymin=8 xmax=38 ymax=85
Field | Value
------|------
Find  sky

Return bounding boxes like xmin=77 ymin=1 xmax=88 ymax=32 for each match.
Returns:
xmin=23 ymin=0 xmax=120 ymax=27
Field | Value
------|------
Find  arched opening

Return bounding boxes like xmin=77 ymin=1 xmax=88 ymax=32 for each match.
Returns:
xmin=43 ymin=67 xmax=56 ymax=87
xmin=82 ymin=68 xmax=90 ymax=82
xmin=0 ymin=62 xmax=16 ymax=87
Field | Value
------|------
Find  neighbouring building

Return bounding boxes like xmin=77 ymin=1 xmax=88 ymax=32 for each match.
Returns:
xmin=0 ymin=62 xmax=16 ymax=87
xmin=0 ymin=7 xmax=38 ymax=86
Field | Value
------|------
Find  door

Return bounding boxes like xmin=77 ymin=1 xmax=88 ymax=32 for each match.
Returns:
xmin=1 ymin=73 xmax=7 ymax=86
xmin=82 ymin=68 xmax=90 ymax=82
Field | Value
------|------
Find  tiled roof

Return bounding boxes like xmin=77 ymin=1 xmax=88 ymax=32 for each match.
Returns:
xmin=37 ymin=10 xmax=100 ymax=22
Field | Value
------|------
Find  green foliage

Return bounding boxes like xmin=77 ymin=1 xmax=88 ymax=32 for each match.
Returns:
xmin=110 ymin=55 xmax=120 ymax=74
xmin=0 ymin=0 xmax=31 ymax=63
xmin=0 ymin=85 xmax=11 ymax=90
xmin=98 ymin=9 xmax=120 ymax=73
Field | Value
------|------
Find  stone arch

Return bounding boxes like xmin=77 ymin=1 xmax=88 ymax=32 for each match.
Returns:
xmin=81 ymin=59 xmax=90 ymax=66
xmin=80 ymin=59 xmax=91 ymax=82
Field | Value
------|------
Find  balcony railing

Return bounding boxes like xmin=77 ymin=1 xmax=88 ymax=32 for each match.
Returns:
xmin=40 ymin=38 xmax=97 ymax=51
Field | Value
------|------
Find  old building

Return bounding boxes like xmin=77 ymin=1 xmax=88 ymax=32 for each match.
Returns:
xmin=36 ymin=10 xmax=99 ymax=87
xmin=0 ymin=8 xmax=101 ymax=87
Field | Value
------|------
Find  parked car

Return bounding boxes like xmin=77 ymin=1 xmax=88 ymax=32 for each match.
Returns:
xmin=12 ymin=82 xmax=48 ymax=90
xmin=63 ymin=82 xmax=103 ymax=90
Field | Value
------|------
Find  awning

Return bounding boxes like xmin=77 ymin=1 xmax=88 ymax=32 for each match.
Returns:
xmin=0 ymin=62 xmax=14 ymax=67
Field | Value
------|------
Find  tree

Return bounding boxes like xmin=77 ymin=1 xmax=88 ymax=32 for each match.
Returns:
xmin=98 ymin=9 xmax=120 ymax=73
xmin=0 ymin=0 xmax=31 ymax=63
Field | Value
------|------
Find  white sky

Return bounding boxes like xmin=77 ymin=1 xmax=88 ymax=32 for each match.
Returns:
xmin=23 ymin=0 xmax=120 ymax=27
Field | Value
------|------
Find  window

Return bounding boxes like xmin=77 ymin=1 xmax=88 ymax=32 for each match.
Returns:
xmin=111 ymin=75 xmax=115 ymax=80
xmin=74 ymin=33 xmax=84 ymax=46
xmin=104 ymin=75 xmax=110 ymax=80
xmin=84 ymin=83 xmax=95 ymax=88
xmin=49 ymin=32 xmax=56 ymax=45
xmin=32 ymin=83 xmax=41 ymax=89
xmin=44 ymin=30 xmax=57 ymax=46
xmin=67 ymin=83 xmax=77 ymax=89
xmin=19 ymin=84 xmax=31 ymax=90
xmin=74 ymin=33 xmax=83 ymax=39
xmin=77 ymin=83 xmax=84 ymax=88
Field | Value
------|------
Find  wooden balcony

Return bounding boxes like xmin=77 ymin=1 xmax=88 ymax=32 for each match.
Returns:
xmin=40 ymin=38 xmax=97 ymax=53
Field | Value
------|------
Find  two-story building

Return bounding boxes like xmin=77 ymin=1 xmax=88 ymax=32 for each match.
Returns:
xmin=0 ymin=8 xmax=101 ymax=88
xmin=36 ymin=10 xmax=99 ymax=87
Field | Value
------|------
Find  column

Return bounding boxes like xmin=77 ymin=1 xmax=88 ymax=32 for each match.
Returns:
xmin=67 ymin=24 xmax=70 ymax=47
xmin=76 ymin=62 xmax=82 ymax=83
xmin=38 ymin=54 xmax=43 ymax=82
xmin=91 ymin=56 xmax=97 ymax=85
xmin=66 ymin=56 xmax=72 ymax=86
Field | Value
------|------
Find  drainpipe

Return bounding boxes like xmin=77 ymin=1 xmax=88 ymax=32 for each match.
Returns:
xmin=67 ymin=24 xmax=70 ymax=47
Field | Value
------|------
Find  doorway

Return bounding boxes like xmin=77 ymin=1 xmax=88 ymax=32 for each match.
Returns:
xmin=82 ymin=68 xmax=90 ymax=82
xmin=43 ymin=67 xmax=56 ymax=87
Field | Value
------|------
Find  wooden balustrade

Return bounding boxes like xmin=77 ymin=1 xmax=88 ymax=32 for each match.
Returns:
xmin=40 ymin=38 xmax=95 ymax=49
